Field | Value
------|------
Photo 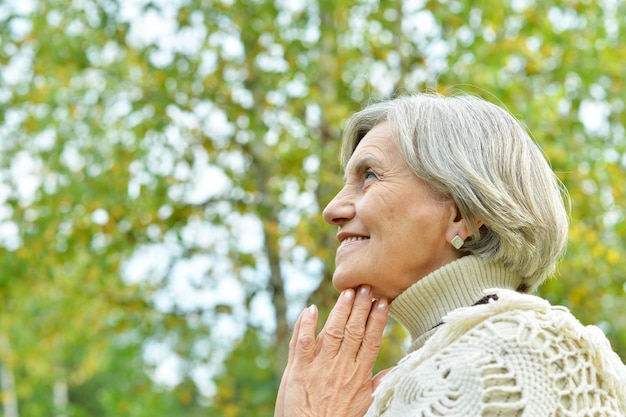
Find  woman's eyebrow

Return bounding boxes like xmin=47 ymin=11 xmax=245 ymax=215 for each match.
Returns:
xmin=344 ymin=156 xmax=380 ymax=182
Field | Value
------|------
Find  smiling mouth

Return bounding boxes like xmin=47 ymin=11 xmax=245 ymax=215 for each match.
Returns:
xmin=340 ymin=236 xmax=369 ymax=246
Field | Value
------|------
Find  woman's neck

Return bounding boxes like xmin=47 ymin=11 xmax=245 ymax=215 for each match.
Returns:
xmin=389 ymin=255 xmax=523 ymax=347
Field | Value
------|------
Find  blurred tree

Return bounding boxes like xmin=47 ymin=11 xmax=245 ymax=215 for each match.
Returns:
xmin=0 ymin=0 xmax=213 ymax=414
xmin=0 ymin=0 xmax=625 ymax=416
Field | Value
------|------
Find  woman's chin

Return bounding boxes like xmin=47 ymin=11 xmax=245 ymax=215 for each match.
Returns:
xmin=331 ymin=273 xmax=363 ymax=293
xmin=331 ymin=280 xmax=348 ymax=292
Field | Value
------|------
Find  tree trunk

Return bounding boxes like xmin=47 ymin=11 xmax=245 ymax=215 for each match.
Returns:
xmin=263 ymin=212 xmax=289 ymax=380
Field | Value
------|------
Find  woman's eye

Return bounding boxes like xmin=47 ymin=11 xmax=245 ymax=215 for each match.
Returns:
xmin=364 ymin=169 xmax=378 ymax=181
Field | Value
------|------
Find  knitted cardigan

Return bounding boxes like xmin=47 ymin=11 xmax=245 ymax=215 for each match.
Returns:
xmin=366 ymin=255 xmax=626 ymax=417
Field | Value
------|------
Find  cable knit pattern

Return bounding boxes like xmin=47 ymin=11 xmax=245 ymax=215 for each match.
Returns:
xmin=367 ymin=257 xmax=626 ymax=416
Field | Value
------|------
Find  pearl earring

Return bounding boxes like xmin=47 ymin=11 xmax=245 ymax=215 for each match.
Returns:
xmin=451 ymin=235 xmax=464 ymax=249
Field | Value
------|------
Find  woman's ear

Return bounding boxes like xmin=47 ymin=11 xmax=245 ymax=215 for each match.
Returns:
xmin=446 ymin=204 xmax=482 ymax=243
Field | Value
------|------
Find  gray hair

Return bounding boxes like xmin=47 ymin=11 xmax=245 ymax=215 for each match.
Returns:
xmin=340 ymin=93 xmax=569 ymax=292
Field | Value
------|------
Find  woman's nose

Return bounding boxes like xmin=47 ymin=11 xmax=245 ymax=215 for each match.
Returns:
xmin=322 ymin=187 xmax=355 ymax=226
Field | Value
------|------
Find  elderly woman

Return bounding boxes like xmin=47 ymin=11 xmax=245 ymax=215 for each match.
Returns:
xmin=274 ymin=93 xmax=626 ymax=416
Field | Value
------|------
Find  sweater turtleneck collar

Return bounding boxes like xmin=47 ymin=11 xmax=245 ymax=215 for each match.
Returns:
xmin=389 ymin=255 xmax=523 ymax=347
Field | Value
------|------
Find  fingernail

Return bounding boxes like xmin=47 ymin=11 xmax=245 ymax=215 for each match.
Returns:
xmin=308 ymin=304 xmax=317 ymax=315
xmin=377 ymin=299 xmax=388 ymax=310
xmin=343 ymin=289 xmax=354 ymax=300
xmin=360 ymin=285 xmax=371 ymax=296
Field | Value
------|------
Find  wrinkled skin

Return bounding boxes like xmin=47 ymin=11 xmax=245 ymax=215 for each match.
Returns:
xmin=274 ymin=286 xmax=392 ymax=417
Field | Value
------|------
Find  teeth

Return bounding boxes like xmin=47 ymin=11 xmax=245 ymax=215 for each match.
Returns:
xmin=341 ymin=236 xmax=368 ymax=245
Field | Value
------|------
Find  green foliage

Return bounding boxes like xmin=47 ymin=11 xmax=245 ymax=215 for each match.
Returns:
xmin=208 ymin=328 xmax=278 ymax=417
xmin=1 ymin=0 xmax=625 ymax=415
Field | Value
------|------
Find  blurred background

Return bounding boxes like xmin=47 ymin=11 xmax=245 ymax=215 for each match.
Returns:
xmin=1 ymin=0 xmax=625 ymax=415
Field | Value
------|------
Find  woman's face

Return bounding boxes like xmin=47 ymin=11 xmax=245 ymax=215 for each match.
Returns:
xmin=323 ymin=121 xmax=464 ymax=300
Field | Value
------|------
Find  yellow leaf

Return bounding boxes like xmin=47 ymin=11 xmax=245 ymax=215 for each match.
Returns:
xmin=606 ymin=249 xmax=620 ymax=266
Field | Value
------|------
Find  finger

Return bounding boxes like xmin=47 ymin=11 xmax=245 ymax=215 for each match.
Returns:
xmin=339 ymin=285 xmax=376 ymax=355
xmin=292 ymin=304 xmax=319 ymax=364
xmin=275 ymin=369 xmax=287 ymax=417
xmin=321 ymin=288 xmax=356 ymax=332
xmin=356 ymin=298 xmax=389 ymax=364
xmin=277 ymin=306 xmax=309 ymax=417
xmin=317 ymin=289 xmax=356 ymax=354
xmin=287 ymin=306 xmax=305 ymax=363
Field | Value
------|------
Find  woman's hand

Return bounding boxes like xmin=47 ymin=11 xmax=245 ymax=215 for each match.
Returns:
xmin=275 ymin=285 xmax=389 ymax=417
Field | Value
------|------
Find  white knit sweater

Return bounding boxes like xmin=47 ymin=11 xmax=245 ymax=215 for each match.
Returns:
xmin=366 ymin=256 xmax=626 ymax=416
